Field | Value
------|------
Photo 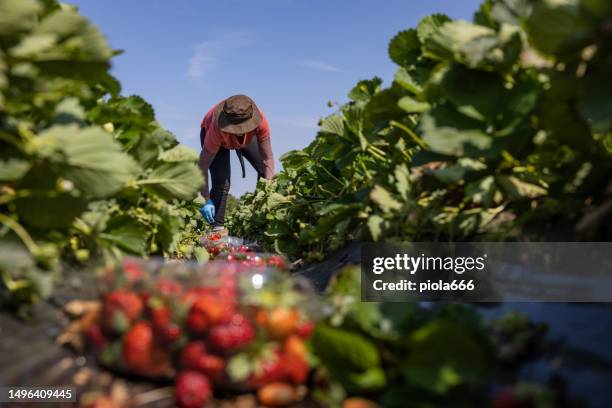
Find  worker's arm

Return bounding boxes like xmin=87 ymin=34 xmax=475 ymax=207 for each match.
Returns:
xmin=198 ymin=147 xmax=216 ymax=199
xmin=258 ymin=138 xmax=275 ymax=179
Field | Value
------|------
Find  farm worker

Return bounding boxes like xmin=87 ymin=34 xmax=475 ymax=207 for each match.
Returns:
xmin=198 ymin=95 xmax=275 ymax=231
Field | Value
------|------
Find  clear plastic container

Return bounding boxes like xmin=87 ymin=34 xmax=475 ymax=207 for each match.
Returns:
xmin=87 ymin=257 xmax=318 ymax=390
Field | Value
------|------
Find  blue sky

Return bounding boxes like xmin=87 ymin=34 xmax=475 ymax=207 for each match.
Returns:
xmin=69 ymin=0 xmax=480 ymax=196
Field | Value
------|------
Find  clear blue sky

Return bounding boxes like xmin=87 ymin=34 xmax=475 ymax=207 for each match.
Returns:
xmin=69 ymin=0 xmax=480 ymax=196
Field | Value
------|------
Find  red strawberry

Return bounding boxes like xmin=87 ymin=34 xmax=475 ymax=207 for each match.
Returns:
xmin=150 ymin=305 xmax=172 ymax=327
xmin=296 ymin=320 xmax=315 ymax=338
xmin=123 ymin=322 xmax=154 ymax=372
xmin=85 ymin=325 xmax=108 ymax=349
xmin=186 ymin=302 xmax=210 ymax=335
xmin=103 ymin=289 xmax=143 ymax=333
xmin=175 ymin=371 xmax=211 ymax=408
xmin=283 ymin=335 xmax=309 ymax=384
xmin=123 ymin=322 xmax=173 ymax=377
xmin=183 ymin=286 xmax=213 ymax=305
xmin=180 ymin=341 xmax=207 ymax=370
xmin=208 ymin=313 xmax=255 ymax=352
xmin=122 ymin=259 xmax=144 ymax=282
xmin=161 ymin=323 xmax=183 ymax=343
xmin=249 ymin=350 xmax=287 ymax=386
xmin=267 ymin=255 xmax=287 ymax=269
xmin=156 ymin=278 xmax=183 ymax=297
xmin=180 ymin=341 xmax=226 ymax=382
xmin=199 ymin=354 xmax=225 ymax=382
xmin=187 ymin=294 xmax=235 ymax=335
xmin=149 ymin=305 xmax=182 ymax=343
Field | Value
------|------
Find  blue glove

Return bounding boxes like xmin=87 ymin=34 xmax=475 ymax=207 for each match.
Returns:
xmin=200 ymin=199 xmax=216 ymax=224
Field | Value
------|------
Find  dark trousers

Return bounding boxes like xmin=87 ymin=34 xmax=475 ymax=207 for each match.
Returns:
xmin=200 ymin=129 xmax=265 ymax=228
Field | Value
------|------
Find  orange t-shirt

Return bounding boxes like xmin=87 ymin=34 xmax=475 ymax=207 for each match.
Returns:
xmin=200 ymin=102 xmax=270 ymax=153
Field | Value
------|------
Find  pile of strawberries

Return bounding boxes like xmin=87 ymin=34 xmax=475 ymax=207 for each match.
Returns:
xmin=215 ymin=252 xmax=289 ymax=271
xmin=85 ymin=258 xmax=316 ymax=408
xmin=200 ymin=233 xmax=254 ymax=256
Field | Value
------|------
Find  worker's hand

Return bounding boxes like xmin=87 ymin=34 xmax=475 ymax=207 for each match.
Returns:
xmin=200 ymin=199 xmax=215 ymax=224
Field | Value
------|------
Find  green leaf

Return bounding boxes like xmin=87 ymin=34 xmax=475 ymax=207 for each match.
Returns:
xmin=12 ymin=8 xmax=113 ymax=79
xmin=138 ymin=162 xmax=203 ymax=201
xmin=398 ymin=95 xmax=430 ymax=113
xmin=497 ymin=175 xmax=547 ymax=199
xmin=394 ymin=163 xmax=411 ymax=200
xmin=158 ymin=144 xmax=199 ymax=163
xmin=99 ymin=216 xmax=148 ymax=255
xmin=370 ymin=185 xmax=402 ymax=213
xmin=420 ymin=105 xmax=493 ymax=157
xmin=131 ymin=133 xmax=161 ymax=167
xmin=491 ymin=0 xmax=533 ymax=25
xmin=367 ymin=214 xmax=385 ymax=241
xmin=417 ymin=13 xmax=451 ymax=43
xmin=402 ymin=321 xmax=491 ymax=394
xmin=53 ymin=98 xmax=86 ymax=125
xmin=312 ymin=324 xmax=385 ymax=391
xmin=16 ymin=192 xmax=87 ymax=229
xmin=395 ymin=68 xmax=423 ymax=95
xmin=434 ymin=158 xmax=487 ymax=183
xmin=0 ymin=159 xmax=31 ymax=181
xmin=348 ymin=77 xmax=383 ymax=102
xmin=465 ymin=176 xmax=496 ymax=206
xmin=425 ymin=20 xmax=521 ymax=70
xmin=312 ymin=324 xmax=381 ymax=370
xmin=579 ymin=69 xmax=612 ymax=134
xmin=526 ymin=0 xmax=591 ymax=56
xmin=35 ymin=125 xmax=140 ymax=198
xmin=320 ymin=114 xmax=345 ymax=136
xmin=388 ymin=29 xmax=421 ymax=67
xmin=0 ymin=0 xmax=40 ymax=37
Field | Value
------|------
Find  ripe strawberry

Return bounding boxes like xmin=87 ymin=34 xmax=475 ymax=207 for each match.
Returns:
xmin=156 ymin=278 xmax=183 ymax=297
xmin=122 ymin=259 xmax=144 ymax=282
xmin=123 ymin=322 xmax=173 ymax=377
xmin=199 ymin=354 xmax=225 ymax=382
xmin=267 ymin=255 xmax=287 ymax=269
xmin=186 ymin=308 xmax=208 ymax=335
xmin=296 ymin=320 xmax=315 ymax=338
xmin=85 ymin=325 xmax=108 ymax=349
xmin=150 ymin=305 xmax=171 ymax=327
xmin=123 ymin=322 xmax=153 ymax=372
xmin=249 ymin=350 xmax=287 ymax=387
xmin=160 ymin=323 xmax=182 ymax=343
xmin=187 ymin=295 xmax=235 ymax=335
xmin=180 ymin=341 xmax=207 ymax=369
xmin=149 ymin=304 xmax=182 ymax=343
xmin=266 ymin=307 xmax=300 ymax=339
xmin=103 ymin=289 xmax=143 ymax=333
xmin=183 ymin=286 xmax=213 ymax=305
xmin=180 ymin=341 xmax=226 ymax=382
xmin=175 ymin=370 xmax=212 ymax=408
xmin=208 ymin=313 xmax=255 ymax=352
xmin=283 ymin=335 xmax=309 ymax=384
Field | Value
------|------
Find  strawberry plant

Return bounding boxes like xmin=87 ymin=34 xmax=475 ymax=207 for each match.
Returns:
xmin=0 ymin=0 xmax=206 ymax=305
xmin=227 ymin=0 xmax=612 ymax=262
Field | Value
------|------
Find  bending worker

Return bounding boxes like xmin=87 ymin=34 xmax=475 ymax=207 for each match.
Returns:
xmin=198 ymin=94 xmax=275 ymax=232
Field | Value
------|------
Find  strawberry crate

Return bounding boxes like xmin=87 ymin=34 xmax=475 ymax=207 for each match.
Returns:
xmin=85 ymin=257 xmax=319 ymax=407
xmin=199 ymin=234 xmax=261 ymax=257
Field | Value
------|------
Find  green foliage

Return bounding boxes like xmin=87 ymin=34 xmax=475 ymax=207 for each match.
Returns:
xmin=0 ymin=0 xmax=204 ymax=305
xmin=313 ymin=267 xmax=494 ymax=404
xmin=227 ymin=0 xmax=612 ymax=261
